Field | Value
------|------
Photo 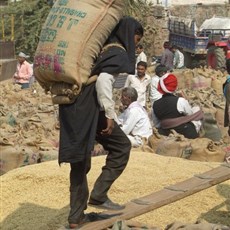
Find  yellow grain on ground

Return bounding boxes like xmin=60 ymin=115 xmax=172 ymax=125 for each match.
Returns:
xmin=1 ymin=151 xmax=230 ymax=230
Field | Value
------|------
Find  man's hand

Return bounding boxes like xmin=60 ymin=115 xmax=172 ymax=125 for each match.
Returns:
xmin=101 ymin=119 xmax=114 ymax=136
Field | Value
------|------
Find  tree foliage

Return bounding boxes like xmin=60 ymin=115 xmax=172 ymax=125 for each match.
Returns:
xmin=0 ymin=0 xmax=51 ymax=60
xmin=0 ymin=0 xmax=153 ymax=61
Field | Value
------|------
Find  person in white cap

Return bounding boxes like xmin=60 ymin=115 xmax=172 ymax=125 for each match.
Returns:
xmin=152 ymin=73 xmax=203 ymax=139
xmin=13 ymin=52 xmax=33 ymax=89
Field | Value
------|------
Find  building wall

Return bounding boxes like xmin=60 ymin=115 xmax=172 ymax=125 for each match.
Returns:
xmin=148 ymin=0 xmax=227 ymax=6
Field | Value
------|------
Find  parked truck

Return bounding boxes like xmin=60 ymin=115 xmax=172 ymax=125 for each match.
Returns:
xmin=168 ymin=16 xmax=230 ymax=70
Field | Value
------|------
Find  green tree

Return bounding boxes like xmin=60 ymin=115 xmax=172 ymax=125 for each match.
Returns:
xmin=1 ymin=0 xmax=51 ymax=60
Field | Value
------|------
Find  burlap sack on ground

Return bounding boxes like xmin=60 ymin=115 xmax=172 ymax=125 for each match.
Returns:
xmin=148 ymin=128 xmax=164 ymax=152
xmin=39 ymin=148 xmax=58 ymax=162
xmin=165 ymin=220 xmax=230 ymax=230
xmin=110 ymin=220 xmax=159 ymax=230
xmin=191 ymin=75 xmax=212 ymax=90
xmin=155 ymin=133 xmax=192 ymax=159
xmin=173 ymin=69 xmax=193 ymax=89
xmin=34 ymin=0 xmax=124 ymax=93
xmin=211 ymin=76 xmax=226 ymax=95
xmin=215 ymin=106 xmax=225 ymax=127
xmin=189 ymin=138 xmax=226 ymax=162
xmin=0 ymin=138 xmax=24 ymax=175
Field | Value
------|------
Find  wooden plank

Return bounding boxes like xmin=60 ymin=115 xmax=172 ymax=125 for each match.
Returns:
xmin=78 ymin=164 xmax=230 ymax=230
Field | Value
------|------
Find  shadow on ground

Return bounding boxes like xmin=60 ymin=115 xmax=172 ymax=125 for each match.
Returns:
xmin=199 ymin=184 xmax=230 ymax=226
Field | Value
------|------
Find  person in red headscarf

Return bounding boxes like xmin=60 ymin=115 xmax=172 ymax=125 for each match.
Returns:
xmin=152 ymin=73 xmax=203 ymax=139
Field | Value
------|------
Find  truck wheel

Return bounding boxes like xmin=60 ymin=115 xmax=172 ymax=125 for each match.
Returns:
xmin=207 ymin=46 xmax=225 ymax=70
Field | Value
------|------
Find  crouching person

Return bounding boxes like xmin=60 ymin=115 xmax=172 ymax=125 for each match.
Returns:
xmin=117 ymin=87 xmax=153 ymax=147
xmin=152 ymin=73 xmax=203 ymax=139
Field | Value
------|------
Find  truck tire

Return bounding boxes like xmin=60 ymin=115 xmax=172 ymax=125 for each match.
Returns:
xmin=207 ymin=46 xmax=225 ymax=70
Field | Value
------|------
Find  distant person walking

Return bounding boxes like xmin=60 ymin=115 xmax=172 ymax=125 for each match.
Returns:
xmin=13 ymin=52 xmax=33 ymax=89
xmin=160 ymin=41 xmax=174 ymax=71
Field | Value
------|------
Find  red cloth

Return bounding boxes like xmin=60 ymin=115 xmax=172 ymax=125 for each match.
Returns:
xmin=158 ymin=73 xmax=178 ymax=94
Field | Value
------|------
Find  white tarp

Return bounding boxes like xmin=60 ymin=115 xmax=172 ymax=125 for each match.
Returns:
xmin=200 ymin=17 xmax=230 ymax=30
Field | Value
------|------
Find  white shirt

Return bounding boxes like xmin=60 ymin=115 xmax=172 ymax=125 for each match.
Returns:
xmin=173 ymin=49 xmax=184 ymax=69
xmin=136 ymin=51 xmax=147 ymax=66
xmin=124 ymin=74 xmax=151 ymax=107
xmin=118 ymin=101 xmax=153 ymax=139
xmin=96 ymin=72 xmax=117 ymax=119
xmin=149 ymin=75 xmax=162 ymax=104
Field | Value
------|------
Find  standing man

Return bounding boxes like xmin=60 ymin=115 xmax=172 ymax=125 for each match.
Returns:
xmin=13 ymin=52 xmax=33 ymax=89
xmin=160 ymin=41 xmax=174 ymax=71
xmin=58 ymin=16 xmax=144 ymax=229
xmin=135 ymin=44 xmax=147 ymax=67
xmin=117 ymin=87 xmax=153 ymax=147
xmin=124 ymin=61 xmax=151 ymax=108
xmin=224 ymin=59 xmax=230 ymax=136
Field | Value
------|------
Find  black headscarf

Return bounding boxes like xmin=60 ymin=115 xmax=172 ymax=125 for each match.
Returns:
xmin=91 ymin=16 xmax=143 ymax=76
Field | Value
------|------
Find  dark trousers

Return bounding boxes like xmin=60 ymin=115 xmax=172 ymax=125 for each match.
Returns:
xmin=68 ymin=157 xmax=91 ymax=224
xmin=17 ymin=82 xmax=30 ymax=89
xmin=68 ymin=112 xmax=131 ymax=224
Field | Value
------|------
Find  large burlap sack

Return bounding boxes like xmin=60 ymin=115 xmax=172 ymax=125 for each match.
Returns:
xmin=0 ymin=138 xmax=24 ymax=175
xmin=191 ymin=75 xmax=212 ymax=89
xmin=148 ymin=128 xmax=164 ymax=152
xmin=34 ymin=0 xmax=124 ymax=93
xmin=189 ymin=138 xmax=226 ymax=162
xmin=211 ymin=76 xmax=226 ymax=95
xmin=155 ymin=133 xmax=192 ymax=159
xmin=173 ymin=69 xmax=193 ymax=89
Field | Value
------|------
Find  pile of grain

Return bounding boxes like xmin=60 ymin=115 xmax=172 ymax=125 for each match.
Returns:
xmin=1 ymin=151 xmax=230 ymax=230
